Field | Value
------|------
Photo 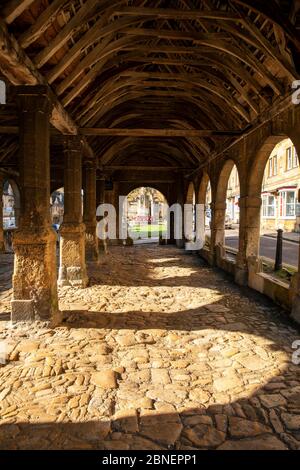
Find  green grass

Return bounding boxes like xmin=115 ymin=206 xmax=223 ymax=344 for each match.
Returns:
xmin=128 ymin=223 xmax=167 ymax=239
xmin=130 ymin=224 xmax=167 ymax=233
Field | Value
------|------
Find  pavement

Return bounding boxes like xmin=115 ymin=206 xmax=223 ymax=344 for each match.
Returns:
xmin=263 ymin=232 xmax=300 ymax=244
xmin=0 ymin=245 xmax=300 ymax=450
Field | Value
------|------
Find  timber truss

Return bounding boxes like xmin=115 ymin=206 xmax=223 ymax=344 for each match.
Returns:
xmin=0 ymin=0 xmax=300 ymax=177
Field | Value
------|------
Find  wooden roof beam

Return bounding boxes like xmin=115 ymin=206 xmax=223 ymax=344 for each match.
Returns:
xmin=80 ymin=128 xmax=243 ymax=137
xmin=113 ymin=7 xmax=243 ymax=21
xmin=230 ymin=0 xmax=300 ymax=51
xmin=2 ymin=0 xmax=35 ymax=24
xmin=34 ymin=0 xmax=97 ymax=69
xmin=19 ymin=0 xmax=65 ymax=49
xmin=0 ymin=18 xmax=94 ymax=159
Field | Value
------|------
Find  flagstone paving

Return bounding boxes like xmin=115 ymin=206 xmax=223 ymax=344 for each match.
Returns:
xmin=0 ymin=245 xmax=300 ymax=450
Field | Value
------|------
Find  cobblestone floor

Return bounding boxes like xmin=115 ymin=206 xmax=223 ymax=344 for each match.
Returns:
xmin=0 ymin=245 xmax=300 ymax=450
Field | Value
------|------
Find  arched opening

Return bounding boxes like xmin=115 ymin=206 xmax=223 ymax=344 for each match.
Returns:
xmin=215 ymin=160 xmax=240 ymax=260
xmin=258 ymin=138 xmax=300 ymax=278
xmin=198 ymin=173 xmax=212 ymax=249
xmin=185 ymin=182 xmax=196 ymax=243
xmin=124 ymin=187 xmax=168 ymax=244
xmin=224 ymin=164 xmax=240 ymax=259
xmin=50 ymin=187 xmax=85 ymax=228
xmin=50 ymin=187 xmax=64 ymax=228
xmin=1 ymin=179 xmax=20 ymax=252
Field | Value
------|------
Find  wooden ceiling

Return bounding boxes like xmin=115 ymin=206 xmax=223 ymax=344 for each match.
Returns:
xmin=0 ymin=0 xmax=300 ymax=175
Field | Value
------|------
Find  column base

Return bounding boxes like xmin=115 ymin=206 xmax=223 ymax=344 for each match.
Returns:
xmin=12 ymin=227 xmax=60 ymax=324
xmin=235 ymin=265 xmax=248 ymax=286
xmin=59 ymin=222 xmax=88 ymax=288
xmin=176 ymin=239 xmax=185 ymax=249
xmin=85 ymin=223 xmax=99 ymax=261
xmin=234 ymin=253 xmax=249 ymax=286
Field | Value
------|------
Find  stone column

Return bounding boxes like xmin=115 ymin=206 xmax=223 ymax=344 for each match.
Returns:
xmin=59 ymin=136 xmax=88 ymax=287
xmin=175 ymin=176 xmax=185 ymax=248
xmin=0 ymin=173 xmax=4 ymax=252
xmin=83 ymin=161 xmax=98 ymax=261
xmin=210 ymin=201 xmax=226 ymax=265
xmin=12 ymin=86 xmax=59 ymax=324
xmin=110 ymin=181 xmax=120 ymax=245
xmin=235 ymin=195 xmax=262 ymax=285
xmin=96 ymin=175 xmax=106 ymax=252
xmin=96 ymin=176 xmax=105 ymax=207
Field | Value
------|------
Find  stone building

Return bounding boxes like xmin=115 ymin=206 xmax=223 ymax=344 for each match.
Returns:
xmin=226 ymin=165 xmax=240 ymax=225
xmin=261 ymin=139 xmax=300 ymax=232
xmin=1 ymin=0 xmax=300 ymax=452
xmin=2 ymin=181 xmax=15 ymax=229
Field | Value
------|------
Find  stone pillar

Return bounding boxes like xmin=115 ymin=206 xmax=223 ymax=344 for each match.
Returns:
xmin=59 ymin=136 xmax=88 ymax=287
xmin=83 ymin=162 xmax=98 ymax=261
xmin=210 ymin=201 xmax=226 ymax=265
xmin=12 ymin=86 xmax=59 ymax=324
xmin=0 ymin=173 xmax=4 ymax=252
xmin=96 ymin=176 xmax=106 ymax=252
xmin=175 ymin=176 xmax=185 ymax=248
xmin=96 ymin=176 xmax=105 ymax=207
xmin=110 ymin=181 xmax=120 ymax=245
xmin=167 ymin=211 xmax=175 ymax=245
xmin=235 ymin=195 xmax=262 ymax=285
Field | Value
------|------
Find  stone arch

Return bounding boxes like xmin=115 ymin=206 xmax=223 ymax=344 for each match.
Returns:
xmin=198 ymin=172 xmax=212 ymax=250
xmin=214 ymin=159 xmax=241 ymax=247
xmin=124 ymin=186 xmax=169 ymax=243
xmin=248 ymin=136 xmax=288 ymax=199
xmin=246 ymin=134 xmax=298 ymax=260
xmin=185 ymin=181 xmax=195 ymax=205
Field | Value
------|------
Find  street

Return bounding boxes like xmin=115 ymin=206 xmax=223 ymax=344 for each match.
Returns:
xmin=225 ymin=233 xmax=299 ymax=268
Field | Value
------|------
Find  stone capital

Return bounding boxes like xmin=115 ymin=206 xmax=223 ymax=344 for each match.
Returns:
xmin=59 ymin=222 xmax=86 ymax=235
xmin=15 ymin=85 xmax=53 ymax=115
xmin=63 ymin=134 xmax=83 ymax=153
xmin=84 ymin=160 xmax=97 ymax=171
xmin=13 ymin=227 xmax=57 ymax=245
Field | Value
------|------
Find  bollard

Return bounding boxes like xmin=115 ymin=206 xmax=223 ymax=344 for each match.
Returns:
xmin=274 ymin=228 xmax=283 ymax=271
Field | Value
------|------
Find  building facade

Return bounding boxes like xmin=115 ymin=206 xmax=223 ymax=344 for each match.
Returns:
xmin=261 ymin=138 xmax=300 ymax=232
xmin=3 ymin=181 xmax=15 ymax=229
xmin=226 ymin=165 xmax=240 ymax=225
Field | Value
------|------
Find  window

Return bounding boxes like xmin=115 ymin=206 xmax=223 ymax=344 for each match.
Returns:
xmin=279 ymin=191 xmax=296 ymax=218
xmin=268 ymin=156 xmax=277 ymax=177
xmin=273 ymin=155 xmax=277 ymax=175
xmin=286 ymin=147 xmax=293 ymax=170
xmin=262 ymin=194 xmax=276 ymax=218
xmin=293 ymin=148 xmax=299 ymax=168
xmin=268 ymin=158 xmax=273 ymax=177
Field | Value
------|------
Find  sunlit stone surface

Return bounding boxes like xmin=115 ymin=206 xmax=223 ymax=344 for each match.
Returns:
xmin=0 ymin=246 xmax=299 ymax=450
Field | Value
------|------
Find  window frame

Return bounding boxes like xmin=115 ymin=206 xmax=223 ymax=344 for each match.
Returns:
xmin=262 ymin=193 xmax=276 ymax=219
xmin=279 ymin=190 xmax=297 ymax=219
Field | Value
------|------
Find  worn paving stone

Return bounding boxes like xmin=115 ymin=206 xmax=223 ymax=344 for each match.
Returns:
xmin=0 ymin=246 xmax=299 ymax=450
